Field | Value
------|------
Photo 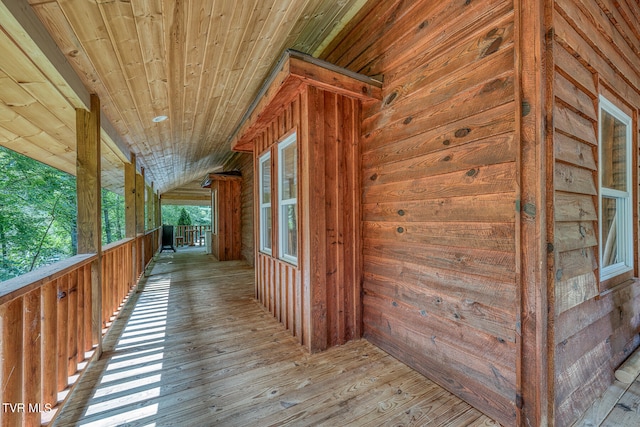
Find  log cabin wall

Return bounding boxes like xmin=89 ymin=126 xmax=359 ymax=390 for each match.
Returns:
xmin=551 ymin=0 xmax=640 ymax=425
xmin=321 ymin=0 xmax=519 ymax=424
xmin=224 ymin=153 xmax=255 ymax=266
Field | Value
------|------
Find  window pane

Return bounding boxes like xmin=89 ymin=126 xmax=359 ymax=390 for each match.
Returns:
xmin=281 ymin=142 xmax=297 ymax=200
xmin=601 ymin=110 xmax=627 ymax=191
xmin=601 ymin=197 xmax=618 ymax=267
xmin=282 ymin=204 xmax=297 ymax=258
xmin=262 ymin=207 xmax=272 ymax=250
xmin=261 ymin=158 xmax=271 ymax=204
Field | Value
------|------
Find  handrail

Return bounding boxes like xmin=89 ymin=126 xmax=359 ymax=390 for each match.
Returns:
xmin=103 ymin=237 xmax=136 ymax=253
xmin=144 ymin=226 xmax=162 ymax=236
xmin=0 ymin=254 xmax=97 ymax=305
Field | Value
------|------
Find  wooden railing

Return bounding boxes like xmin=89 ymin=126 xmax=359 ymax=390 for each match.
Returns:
xmin=0 ymin=255 xmax=96 ymax=427
xmin=0 ymin=233 xmax=161 ymax=426
xmin=102 ymin=238 xmax=135 ymax=329
xmin=174 ymin=225 xmax=210 ymax=246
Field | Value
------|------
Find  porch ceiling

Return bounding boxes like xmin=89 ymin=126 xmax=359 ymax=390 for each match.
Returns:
xmin=0 ymin=0 xmax=370 ymax=195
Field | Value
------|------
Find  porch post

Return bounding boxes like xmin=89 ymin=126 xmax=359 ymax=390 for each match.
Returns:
xmin=76 ymin=93 xmax=102 ymax=355
xmin=155 ymin=190 xmax=161 ymax=227
xmin=147 ymin=182 xmax=154 ymax=231
xmin=136 ymin=167 xmax=145 ymax=273
xmin=125 ymin=153 xmax=137 ymax=281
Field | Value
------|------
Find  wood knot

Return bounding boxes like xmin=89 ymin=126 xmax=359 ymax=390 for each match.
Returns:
xmin=57 ymin=291 xmax=67 ymax=300
xmin=384 ymin=91 xmax=398 ymax=106
xmin=455 ymin=128 xmax=471 ymax=138
xmin=397 ymin=209 xmax=405 ymax=216
xmin=418 ymin=20 xmax=428 ymax=30
xmin=482 ymin=37 xmax=503 ymax=57
xmin=482 ymin=78 xmax=506 ymax=93
xmin=466 ymin=168 xmax=478 ymax=177
xmin=442 ymin=155 xmax=451 ymax=162
xmin=442 ymin=139 xmax=451 ymax=146
xmin=396 ymin=227 xmax=404 ymax=234
xmin=403 ymin=116 xmax=413 ymax=125
xmin=370 ymin=173 xmax=378 ymax=181
xmin=497 ymin=337 xmax=506 ymax=343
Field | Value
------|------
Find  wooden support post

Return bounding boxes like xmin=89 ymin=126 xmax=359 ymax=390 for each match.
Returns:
xmin=155 ymin=190 xmax=161 ymax=228
xmin=125 ymin=153 xmax=137 ymax=282
xmin=516 ymin=0 xmax=551 ymax=425
xmin=147 ymin=182 xmax=154 ymax=231
xmin=136 ymin=168 xmax=145 ymax=274
xmin=76 ymin=93 xmax=102 ymax=355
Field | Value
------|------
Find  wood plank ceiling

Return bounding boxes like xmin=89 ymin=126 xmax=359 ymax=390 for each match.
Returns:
xmin=1 ymin=0 xmax=369 ymax=195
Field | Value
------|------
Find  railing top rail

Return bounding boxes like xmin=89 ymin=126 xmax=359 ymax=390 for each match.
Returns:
xmin=144 ymin=226 xmax=162 ymax=236
xmin=102 ymin=237 xmax=136 ymax=254
xmin=0 ymin=254 xmax=97 ymax=305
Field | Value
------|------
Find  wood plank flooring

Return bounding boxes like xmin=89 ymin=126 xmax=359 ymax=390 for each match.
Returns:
xmin=575 ymin=368 xmax=640 ymax=427
xmin=52 ymin=247 xmax=498 ymax=426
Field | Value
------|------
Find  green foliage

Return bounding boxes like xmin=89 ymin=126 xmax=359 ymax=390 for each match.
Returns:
xmin=0 ymin=147 xmax=77 ymax=281
xmin=162 ymin=205 xmax=211 ymax=226
xmin=177 ymin=207 xmax=192 ymax=226
xmin=102 ymin=189 xmax=125 ymax=244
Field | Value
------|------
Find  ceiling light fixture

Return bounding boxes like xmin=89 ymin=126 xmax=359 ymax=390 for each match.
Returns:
xmin=152 ymin=115 xmax=168 ymax=123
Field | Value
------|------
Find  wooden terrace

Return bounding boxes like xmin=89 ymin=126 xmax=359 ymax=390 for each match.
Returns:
xmin=51 ymin=246 xmax=498 ymax=427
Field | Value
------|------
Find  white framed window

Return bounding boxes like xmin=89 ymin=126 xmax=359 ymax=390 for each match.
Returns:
xmin=598 ymin=95 xmax=633 ymax=281
xmin=278 ymin=133 xmax=298 ymax=265
xmin=259 ymin=151 xmax=272 ymax=255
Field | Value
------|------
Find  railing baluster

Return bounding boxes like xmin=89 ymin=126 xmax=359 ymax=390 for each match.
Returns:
xmin=42 ymin=280 xmax=57 ymax=407
xmin=23 ymin=289 xmax=41 ymax=427
xmin=1 ymin=297 xmax=23 ymax=427
xmin=56 ymin=276 xmax=68 ymax=392
xmin=83 ymin=264 xmax=92 ymax=353
xmin=67 ymin=270 xmax=78 ymax=376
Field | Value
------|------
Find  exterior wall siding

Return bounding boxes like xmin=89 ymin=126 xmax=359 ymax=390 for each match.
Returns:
xmin=322 ymin=0 xmax=519 ymax=424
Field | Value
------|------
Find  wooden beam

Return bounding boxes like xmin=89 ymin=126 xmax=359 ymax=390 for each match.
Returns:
xmin=125 ymin=153 xmax=137 ymax=238
xmin=147 ymin=182 xmax=154 ymax=231
xmin=125 ymin=153 xmax=137 ymax=282
xmin=136 ymin=168 xmax=145 ymax=235
xmin=516 ymin=0 xmax=552 ymax=425
xmin=76 ymin=93 xmax=102 ymax=354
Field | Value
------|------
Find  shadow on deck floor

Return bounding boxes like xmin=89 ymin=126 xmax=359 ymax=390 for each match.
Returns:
xmin=52 ymin=248 xmax=499 ymax=426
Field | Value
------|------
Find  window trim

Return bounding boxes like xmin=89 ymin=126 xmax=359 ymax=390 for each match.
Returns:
xmin=259 ymin=151 xmax=272 ymax=255
xmin=277 ymin=133 xmax=298 ymax=265
xmin=598 ymin=95 xmax=634 ymax=281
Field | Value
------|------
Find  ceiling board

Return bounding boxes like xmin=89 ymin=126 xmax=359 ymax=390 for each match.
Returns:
xmin=18 ymin=0 xmax=372 ymax=196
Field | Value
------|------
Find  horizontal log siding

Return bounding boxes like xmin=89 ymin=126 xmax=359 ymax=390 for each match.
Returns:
xmin=322 ymin=0 xmax=518 ymax=424
xmin=552 ymin=0 xmax=640 ymax=425
xmin=225 ymin=153 xmax=255 ymax=266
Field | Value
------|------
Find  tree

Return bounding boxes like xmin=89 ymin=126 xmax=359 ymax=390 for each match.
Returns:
xmin=177 ymin=208 xmax=192 ymax=226
xmin=0 ymin=147 xmax=77 ymax=280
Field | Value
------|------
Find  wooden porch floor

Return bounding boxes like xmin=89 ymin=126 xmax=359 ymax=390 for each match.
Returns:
xmin=52 ymin=247 xmax=499 ymax=426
